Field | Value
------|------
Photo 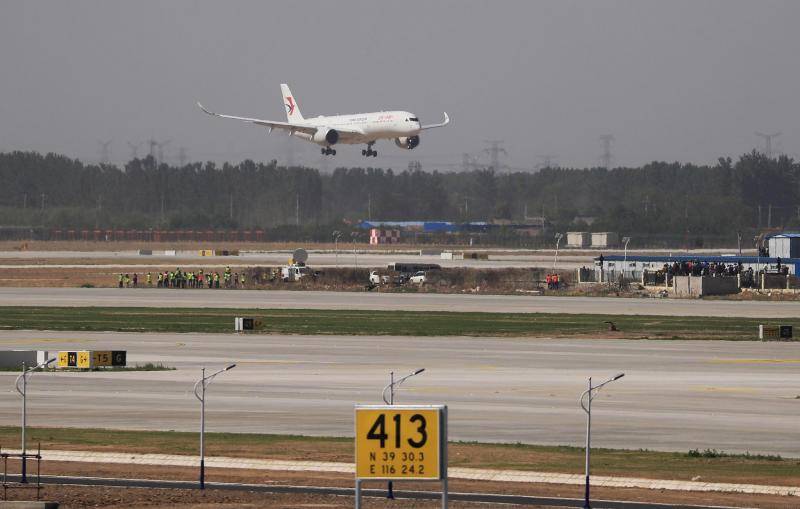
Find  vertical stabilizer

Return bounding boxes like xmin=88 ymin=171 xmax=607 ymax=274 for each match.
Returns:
xmin=280 ymin=84 xmax=304 ymax=122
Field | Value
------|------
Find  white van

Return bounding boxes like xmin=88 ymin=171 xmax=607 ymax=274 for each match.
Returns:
xmin=281 ymin=264 xmax=311 ymax=282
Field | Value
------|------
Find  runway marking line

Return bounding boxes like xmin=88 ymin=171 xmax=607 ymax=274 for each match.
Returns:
xmin=0 ymin=338 xmax=95 ymax=344
xmin=691 ymin=386 xmax=759 ymax=394
xmin=236 ymin=360 xmax=338 ymax=365
xmin=709 ymin=358 xmax=800 ymax=364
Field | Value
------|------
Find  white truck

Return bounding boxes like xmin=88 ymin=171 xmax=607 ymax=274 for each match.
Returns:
xmin=281 ymin=264 xmax=312 ymax=282
xmin=369 ymin=271 xmax=391 ymax=285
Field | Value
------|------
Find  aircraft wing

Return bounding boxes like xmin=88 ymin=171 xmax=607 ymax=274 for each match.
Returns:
xmin=198 ymin=102 xmax=362 ymax=137
xmin=421 ymin=112 xmax=450 ymax=130
xmin=198 ymin=102 xmax=318 ymax=135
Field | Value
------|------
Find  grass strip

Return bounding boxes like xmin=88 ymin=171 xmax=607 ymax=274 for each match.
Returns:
xmin=0 ymin=306 xmax=797 ymax=340
xmin=0 ymin=426 xmax=796 ymax=486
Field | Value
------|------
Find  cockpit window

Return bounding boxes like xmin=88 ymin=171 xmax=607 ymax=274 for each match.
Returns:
xmin=409 ymin=117 xmax=419 ymax=122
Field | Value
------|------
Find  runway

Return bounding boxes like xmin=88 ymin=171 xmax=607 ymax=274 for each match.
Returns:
xmin=0 ymin=249 xmax=595 ymax=270
xmin=0 ymin=330 xmax=798 ymax=456
xmin=0 ymin=287 xmax=798 ymax=317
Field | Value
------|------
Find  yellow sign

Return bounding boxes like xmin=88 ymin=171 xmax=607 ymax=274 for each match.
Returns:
xmin=355 ymin=405 xmax=445 ymax=480
xmin=57 ymin=350 xmax=93 ymax=369
xmin=57 ymin=351 xmax=72 ymax=368
xmin=77 ymin=350 xmax=92 ymax=368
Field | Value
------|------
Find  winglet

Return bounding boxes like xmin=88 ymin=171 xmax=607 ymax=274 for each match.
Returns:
xmin=421 ymin=112 xmax=450 ymax=130
xmin=197 ymin=102 xmax=217 ymax=116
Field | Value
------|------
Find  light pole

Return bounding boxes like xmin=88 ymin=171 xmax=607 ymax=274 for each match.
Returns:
xmin=381 ymin=368 xmax=425 ymax=499
xmin=737 ymin=232 xmax=742 ymax=256
xmin=622 ymin=237 xmax=631 ymax=280
xmin=579 ymin=373 xmax=624 ymax=509
xmin=332 ymin=231 xmax=341 ymax=267
xmin=351 ymin=231 xmax=359 ymax=268
xmin=15 ymin=357 xmax=55 ymax=483
xmin=193 ymin=363 xmax=236 ymax=489
xmin=754 ymin=236 xmax=761 ymax=287
xmin=553 ymin=233 xmax=564 ymax=270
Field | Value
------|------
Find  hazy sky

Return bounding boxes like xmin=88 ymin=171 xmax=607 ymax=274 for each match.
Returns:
xmin=1 ymin=1 xmax=798 ymax=171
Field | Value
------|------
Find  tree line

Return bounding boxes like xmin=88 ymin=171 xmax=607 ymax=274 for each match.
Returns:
xmin=0 ymin=150 xmax=798 ymax=243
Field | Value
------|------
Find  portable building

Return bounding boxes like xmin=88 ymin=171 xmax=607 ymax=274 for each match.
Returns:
xmin=591 ymin=232 xmax=619 ymax=248
xmin=566 ymin=232 xmax=590 ymax=248
xmin=767 ymin=233 xmax=800 ymax=259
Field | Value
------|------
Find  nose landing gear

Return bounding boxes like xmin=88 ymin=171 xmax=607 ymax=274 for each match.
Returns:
xmin=321 ymin=147 xmax=336 ymax=156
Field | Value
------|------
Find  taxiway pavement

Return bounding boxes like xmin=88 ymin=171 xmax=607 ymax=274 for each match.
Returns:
xmin=0 ymin=330 xmax=797 ymax=456
xmin=0 ymin=287 xmax=797 ymax=317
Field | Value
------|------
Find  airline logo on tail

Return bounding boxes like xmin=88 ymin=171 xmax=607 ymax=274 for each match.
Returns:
xmin=285 ymin=97 xmax=295 ymax=115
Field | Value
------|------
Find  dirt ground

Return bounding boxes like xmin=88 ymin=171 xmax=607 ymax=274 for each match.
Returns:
xmin=0 ymin=264 xmax=559 ymax=295
xmin=1 ymin=460 xmax=797 ymax=508
xmin=0 ymin=240 xmax=447 ymax=253
xmin=3 ymin=485 xmax=503 ymax=509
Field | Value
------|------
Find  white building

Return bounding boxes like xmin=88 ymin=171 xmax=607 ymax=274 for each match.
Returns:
xmin=591 ymin=232 xmax=619 ymax=248
xmin=566 ymin=232 xmax=590 ymax=248
xmin=767 ymin=233 xmax=800 ymax=259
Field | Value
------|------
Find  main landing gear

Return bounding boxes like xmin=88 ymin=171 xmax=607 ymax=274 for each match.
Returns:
xmin=361 ymin=142 xmax=377 ymax=157
xmin=321 ymin=147 xmax=336 ymax=156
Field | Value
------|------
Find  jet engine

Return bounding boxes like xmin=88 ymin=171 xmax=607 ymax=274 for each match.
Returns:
xmin=394 ymin=135 xmax=420 ymax=150
xmin=312 ymin=128 xmax=339 ymax=145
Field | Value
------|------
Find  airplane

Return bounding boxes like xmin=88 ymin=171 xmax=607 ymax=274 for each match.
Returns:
xmin=198 ymin=84 xmax=450 ymax=157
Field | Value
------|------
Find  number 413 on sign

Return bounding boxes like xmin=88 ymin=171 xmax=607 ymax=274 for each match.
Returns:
xmin=355 ymin=405 xmax=445 ymax=480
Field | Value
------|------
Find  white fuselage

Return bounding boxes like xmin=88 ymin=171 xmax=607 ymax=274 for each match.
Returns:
xmin=292 ymin=111 xmax=421 ymax=145
xmin=198 ymin=84 xmax=448 ymax=155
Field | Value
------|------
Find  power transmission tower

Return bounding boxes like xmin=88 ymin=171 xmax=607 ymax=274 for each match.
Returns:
xmin=156 ymin=139 xmax=172 ymax=165
xmin=147 ymin=139 xmax=158 ymax=160
xmin=483 ymin=140 xmax=507 ymax=172
xmin=178 ymin=147 xmax=188 ymax=167
xmin=98 ymin=140 xmax=112 ymax=164
xmin=755 ymin=131 xmax=781 ymax=158
xmin=318 ymin=152 xmax=330 ymax=173
xmin=599 ymin=134 xmax=614 ymax=169
xmin=285 ymin=136 xmax=296 ymax=168
xmin=462 ymin=153 xmax=479 ymax=172
xmin=535 ymin=154 xmax=558 ymax=170
xmin=127 ymin=141 xmax=143 ymax=160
